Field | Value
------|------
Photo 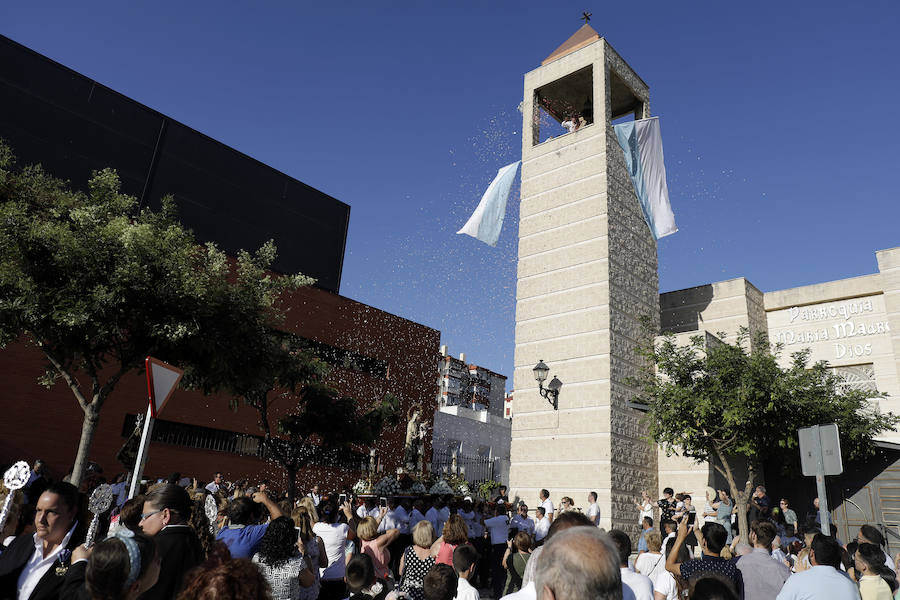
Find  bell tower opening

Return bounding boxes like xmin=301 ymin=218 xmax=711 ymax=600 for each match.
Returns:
xmin=532 ymin=66 xmax=594 ymax=145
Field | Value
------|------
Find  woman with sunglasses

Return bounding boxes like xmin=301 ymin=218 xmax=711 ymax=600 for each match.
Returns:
xmin=138 ymin=484 xmax=204 ymax=600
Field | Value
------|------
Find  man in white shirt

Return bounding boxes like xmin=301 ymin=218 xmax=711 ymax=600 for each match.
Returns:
xmin=585 ymin=491 xmax=601 ymax=526
xmin=205 ymin=472 xmax=223 ymax=494
xmin=453 ymin=544 xmax=481 ymax=600
xmin=539 ymin=489 xmax=554 ymax=523
xmin=438 ymin=496 xmax=451 ymax=534
xmin=356 ymin=498 xmax=379 ymax=520
xmin=426 ymin=497 xmax=446 ymax=537
xmin=8 ymin=484 xmax=81 ymax=600
xmin=609 ymin=529 xmax=654 ymax=600
xmin=660 ymin=518 xmax=677 ymax=557
xmin=409 ymin=499 xmax=428 ymax=529
xmin=307 ymin=484 xmax=320 ymax=506
xmin=533 ymin=507 xmax=550 ymax=544
xmin=510 ymin=504 xmax=535 ymax=536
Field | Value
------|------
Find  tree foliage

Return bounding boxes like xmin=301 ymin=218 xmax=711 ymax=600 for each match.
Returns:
xmin=0 ymin=141 xmax=308 ymax=485
xmin=631 ymin=327 xmax=899 ymax=540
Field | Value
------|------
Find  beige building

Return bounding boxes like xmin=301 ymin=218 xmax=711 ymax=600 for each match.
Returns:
xmin=659 ymin=248 xmax=900 ymax=526
xmin=509 ymin=24 xmax=900 ymax=543
xmin=511 ymin=25 xmax=659 ymax=534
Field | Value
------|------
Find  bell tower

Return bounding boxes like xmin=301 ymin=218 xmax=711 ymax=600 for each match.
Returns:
xmin=510 ymin=25 xmax=659 ymax=534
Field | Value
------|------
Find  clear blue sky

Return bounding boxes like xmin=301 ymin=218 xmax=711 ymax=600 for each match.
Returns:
xmin=4 ymin=1 xmax=899 ymax=387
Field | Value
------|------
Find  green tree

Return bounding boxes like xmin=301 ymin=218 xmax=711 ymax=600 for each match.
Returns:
xmin=631 ymin=328 xmax=899 ymax=541
xmin=0 ymin=142 xmax=308 ymax=486
xmin=164 ymin=199 xmax=402 ymax=505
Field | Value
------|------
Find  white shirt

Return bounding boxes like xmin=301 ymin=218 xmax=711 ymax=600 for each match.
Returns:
xmin=534 ymin=516 xmax=550 ymax=541
xmin=661 ymin=531 xmax=676 ymax=557
xmin=17 ymin=523 xmax=77 ymax=600
xmin=409 ymin=508 xmax=427 ymax=529
xmin=457 ymin=576 xmax=480 ymax=600
xmin=540 ymin=499 xmax=554 ymax=519
xmin=586 ymin=502 xmax=600 ymax=525
xmin=484 ymin=515 xmax=510 ymax=545
xmin=439 ymin=506 xmax=450 ymax=536
xmin=634 ymin=551 xmax=666 ymax=583
xmin=654 ymin=570 xmax=679 ymax=600
xmin=312 ymin=522 xmax=349 ymax=580
xmin=621 ymin=566 xmax=654 ymax=600
xmin=639 ymin=502 xmax=654 ymax=523
xmin=500 ymin=581 xmax=536 ymax=600
xmin=356 ymin=505 xmax=380 ymax=520
xmin=205 ymin=482 xmax=220 ymax=494
xmin=425 ymin=507 xmax=443 ymax=536
xmin=379 ymin=506 xmax=409 ymax=535
xmin=308 ymin=492 xmax=320 ymax=505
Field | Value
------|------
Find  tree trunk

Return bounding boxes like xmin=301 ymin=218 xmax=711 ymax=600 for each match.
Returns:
xmin=70 ymin=404 xmax=101 ymax=488
xmin=286 ymin=467 xmax=298 ymax=507
xmin=715 ymin=448 xmax=754 ymax=543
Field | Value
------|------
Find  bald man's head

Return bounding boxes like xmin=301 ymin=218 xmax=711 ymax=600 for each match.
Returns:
xmin=534 ymin=526 xmax=623 ymax=600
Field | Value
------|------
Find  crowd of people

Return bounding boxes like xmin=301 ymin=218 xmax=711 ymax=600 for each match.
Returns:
xmin=1 ymin=462 xmax=899 ymax=600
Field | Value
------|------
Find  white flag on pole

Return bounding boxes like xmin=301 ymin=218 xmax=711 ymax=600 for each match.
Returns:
xmin=457 ymin=161 xmax=521 ymax=247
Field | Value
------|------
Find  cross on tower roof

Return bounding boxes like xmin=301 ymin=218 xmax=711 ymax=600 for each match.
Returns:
xmin=581 ymin=11 xmax=592 ymax=23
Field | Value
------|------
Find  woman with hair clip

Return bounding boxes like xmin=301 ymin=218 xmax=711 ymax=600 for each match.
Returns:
xmin=854 ymin=542 xmax=898 ymax=599
xmin=138 ymin=484 xmax=204 ymax=600
xmin=62 ymin=530 xmax=160 ymax=600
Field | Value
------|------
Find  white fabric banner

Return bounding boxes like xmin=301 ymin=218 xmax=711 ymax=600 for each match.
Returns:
xmin=456 ymin=161 xmax=520 ymax=246
xmin=613 ymin=117 xmax=677 ymax=240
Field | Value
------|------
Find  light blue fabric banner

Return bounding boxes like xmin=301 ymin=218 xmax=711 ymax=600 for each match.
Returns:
xmin=457 ymin=160 xmax=521 ymax=246
xmin=613 ymin=117 xmax=677 ymax=240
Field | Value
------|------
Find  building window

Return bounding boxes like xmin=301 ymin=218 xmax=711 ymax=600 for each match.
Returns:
xmin=298 ymin=337 xmax=388 ymax=379
xmin=122 ymin=414 xmax=264 ymax=457
xmin=830 ymin=364 xmax=877 ymax=393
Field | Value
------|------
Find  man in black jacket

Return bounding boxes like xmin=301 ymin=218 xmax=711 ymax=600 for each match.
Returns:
xmin=0 ymin=482 xmax=84 ymax=600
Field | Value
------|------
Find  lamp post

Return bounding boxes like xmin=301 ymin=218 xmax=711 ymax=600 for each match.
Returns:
xmin=533 ymin=360 xmax=562 ymax=410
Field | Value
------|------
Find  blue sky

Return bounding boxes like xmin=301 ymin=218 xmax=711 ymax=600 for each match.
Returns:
xmin=4 ymin=1 xmax=899 ymax=386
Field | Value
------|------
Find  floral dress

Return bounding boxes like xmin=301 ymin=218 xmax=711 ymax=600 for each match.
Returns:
xmin=399 ymin=546 xmax=435 ymax=600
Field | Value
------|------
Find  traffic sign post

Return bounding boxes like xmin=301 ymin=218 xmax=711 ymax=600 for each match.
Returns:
xmin=128 ymin=357 xmax=183 ymax=499
xmin=798 ymin=424 xmax=843 ymax=536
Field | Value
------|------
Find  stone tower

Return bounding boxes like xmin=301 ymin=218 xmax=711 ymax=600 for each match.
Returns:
xmin=510 ymin=25 xmax=659 ymax=533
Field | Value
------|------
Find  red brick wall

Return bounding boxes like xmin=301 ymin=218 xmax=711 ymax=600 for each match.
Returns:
xmin=0 ymin=286 xmax=439 ymax=493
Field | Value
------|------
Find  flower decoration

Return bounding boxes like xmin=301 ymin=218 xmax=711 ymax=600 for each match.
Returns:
xmin=373 ymin=476 xmax=401 ymax=497
xmin=429 ymin=480 xmax=454 ymax=495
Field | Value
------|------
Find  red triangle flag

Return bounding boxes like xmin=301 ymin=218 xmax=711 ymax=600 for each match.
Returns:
xmin=146 ymin=357 xmax=184 ymax=418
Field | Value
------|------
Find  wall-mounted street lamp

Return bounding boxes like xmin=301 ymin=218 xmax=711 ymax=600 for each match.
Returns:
xmin=533 ymin=359 xmax=562 ymax=410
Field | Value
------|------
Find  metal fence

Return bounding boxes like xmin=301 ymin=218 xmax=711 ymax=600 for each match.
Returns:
xmin=430 ymin=447 xmax=498 ymax=484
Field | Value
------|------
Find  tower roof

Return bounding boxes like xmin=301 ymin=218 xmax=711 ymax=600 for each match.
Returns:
xmin=542 ymin=24 xmax=601 ymax=65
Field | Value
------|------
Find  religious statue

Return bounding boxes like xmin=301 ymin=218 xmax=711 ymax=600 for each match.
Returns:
xmin=404 ymin=406 xmax=421 ymax=470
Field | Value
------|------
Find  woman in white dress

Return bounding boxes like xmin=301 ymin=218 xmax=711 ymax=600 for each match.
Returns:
xmin=635 ymin=491 xmax=654 ymax=525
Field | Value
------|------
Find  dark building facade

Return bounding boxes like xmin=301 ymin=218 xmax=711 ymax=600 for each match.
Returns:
xmin=0 ymin=34 xmax=347 ymax=292
xmin=0 ymin=34 xmax=439 ymax=490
